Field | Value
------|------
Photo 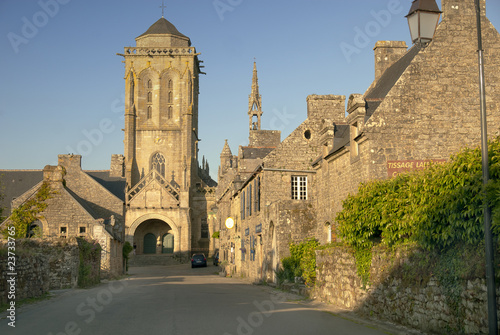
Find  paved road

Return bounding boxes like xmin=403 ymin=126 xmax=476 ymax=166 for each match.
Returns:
xmin=1 ymin=263 xmax=405 ymax=335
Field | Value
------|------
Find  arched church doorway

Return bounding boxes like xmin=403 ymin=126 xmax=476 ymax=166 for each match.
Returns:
xmin=143 ymin=233 xmax=156 ymax=254
xmin=133 ymin=219 xmax=174 ymax=255
xmin=162 ymin=233 xmax=174 ymax=254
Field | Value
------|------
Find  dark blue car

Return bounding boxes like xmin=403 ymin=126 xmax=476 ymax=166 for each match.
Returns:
xmin=191 ymin=253 xmax=207 ymax=268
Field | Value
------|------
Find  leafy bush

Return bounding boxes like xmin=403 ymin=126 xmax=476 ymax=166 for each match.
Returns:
xmin=337 ymin=138 xmax=500 ymax=251
xmin=123 ymin=241 xmax=133 ymax=272
xmin=280 ymin=238 xmax=320 ymax=285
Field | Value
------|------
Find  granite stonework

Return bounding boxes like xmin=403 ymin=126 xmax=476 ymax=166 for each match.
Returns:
xmin=0 ymin=238 xmax=101 ymax=305
xmin=121 ymin=17 xmax=216 ymax=260
xmin=216 ymin=2 xmax=500 ymax=332
xmin=314 ymin=246 xmax=500 ymax=334
xmin=1 ymin=155 xmax=124 ymax=278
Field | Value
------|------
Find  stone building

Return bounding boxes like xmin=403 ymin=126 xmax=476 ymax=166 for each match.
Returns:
xmin=118 ymin=17 xmax=216 ymax=260
xmin=1 ymin=15 xmax=216 ymax=267
xmin=0 ymin=154 xmax=125 ymax=277
xmin=216 ymin=0 xmax=500 ymax=282
xmin=313 ymin=0 xmax=500 ymax=241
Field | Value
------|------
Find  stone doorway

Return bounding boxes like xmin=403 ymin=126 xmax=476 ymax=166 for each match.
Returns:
xmin=134 ymin=219 xmax=174 ymax=255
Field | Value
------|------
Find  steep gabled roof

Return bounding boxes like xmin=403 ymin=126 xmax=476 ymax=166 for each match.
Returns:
xmin=0 ymin=169 xmax=125 ymax=217
xmin=87 ymin=172 xmax=125 ymax=202
xmin=0 ymin=170 xmax=43 ymax=217
xmin=364 ymin=44 xmax=422 ymax=121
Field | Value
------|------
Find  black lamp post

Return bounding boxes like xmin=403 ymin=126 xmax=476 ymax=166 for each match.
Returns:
xmin=406 ymin=0 xmax=442 ymax=45
xmin=474 ymin=1 xmax=498 ymax=334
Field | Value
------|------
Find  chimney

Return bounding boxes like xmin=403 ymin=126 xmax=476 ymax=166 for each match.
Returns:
xmin=43 ymin=165 xmax=65 ymax=183
xmin=306 ymin=95 xmax=346 ymax=124
xmin=58 ymin=154 xmax=82 ymax=172
xmin=110 ymin=154 xmax=125 ymax=177
xmin=374 ymin=41 xmax=408 ymax=83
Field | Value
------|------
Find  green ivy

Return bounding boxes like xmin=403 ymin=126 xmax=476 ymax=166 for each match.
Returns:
xmin=77 ymin=237 xmax=101 ymax=288
xmin=280 ymin=238 xmax=320 ymax=286
xmin=337 ymin=137 xmax=500 ymax=252
xmin=122 ymin=241 xmax=133 ymax=272
xmin=212 ymin=231 xmax=220 ymax=239
xmin=2 ymin=182 xmax=53 ymax=239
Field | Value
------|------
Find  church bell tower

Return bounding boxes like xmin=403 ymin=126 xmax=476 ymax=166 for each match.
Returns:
xmin=119 ymin=15 xmax=204 ymax=259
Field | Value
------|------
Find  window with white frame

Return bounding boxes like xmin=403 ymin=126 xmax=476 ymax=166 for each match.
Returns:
xmin=291 ymin=176 xmax=307 ymax=200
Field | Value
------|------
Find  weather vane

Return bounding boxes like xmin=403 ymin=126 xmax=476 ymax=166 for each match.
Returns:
xmin=160 ymin=1 xmax=166 ymax=18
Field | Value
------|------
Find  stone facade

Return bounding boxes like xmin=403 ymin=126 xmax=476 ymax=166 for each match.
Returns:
xmin=313 ymin=0 xmax=500 ymax=240
xmin=1 ymin=155 xmax=124 ymax=278
xmin=314 ymin=246 xmax=500 ymax=334
xmin=216 ymin=0 xmax=500 ymax=291
xmin=119 ymin=17 xmax=216 ymax=260
xmin=0 ymin=16 xmax=217 ymax=269
xmin=0 ymin=238 xmax=101 ymax=305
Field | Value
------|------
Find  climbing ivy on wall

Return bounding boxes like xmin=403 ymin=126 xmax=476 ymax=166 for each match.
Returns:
xmin=77 ymin=237 xmax=101 ymax=288
xmin=337 ymin=137 xmax=500 ymax=251
xmin=279 ymin=238 xmax=320 ymax=286
xmin=2 ymin=182 xmax=53 ymax=239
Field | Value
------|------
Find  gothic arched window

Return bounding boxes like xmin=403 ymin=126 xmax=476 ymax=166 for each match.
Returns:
xmin=168 ymin=91 xmax=173 ymax=104
xmin=168 ymin=106 xmax=173 ymax=119
xmin=151 ymin=152 xmax=166 ymax=177
xmin=147 ymin=106 xmax=152 ymax=119
xmin=147 ymin=79 xmax=152 ymax=89
xmin=147 ymin=92 xmax=152 ymax=103
xmin=168 ymin=79 xmax=173 ymax=90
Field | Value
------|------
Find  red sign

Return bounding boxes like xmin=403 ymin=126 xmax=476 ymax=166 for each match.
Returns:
xmin=387 ymin=159 xmax=446 ymax=177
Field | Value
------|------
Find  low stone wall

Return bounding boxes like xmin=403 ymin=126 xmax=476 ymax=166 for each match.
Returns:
xmin=314 ymin=246 xmax=500 ymax=334
xmin=0 ymin=254 xmax=49 ymax=305
xmin=0 ymin=237 xmax=101 ymax=305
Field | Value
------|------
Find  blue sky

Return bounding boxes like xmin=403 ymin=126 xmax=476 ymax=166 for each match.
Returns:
xmin=1 ymin=0 xmax=499 ymax=180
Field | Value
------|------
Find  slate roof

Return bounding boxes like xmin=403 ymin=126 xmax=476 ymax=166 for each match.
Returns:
xmin=0 ymin=170 xmax=125 ymax=218
xmin=87 ymin=171 xmax=126 ymax=202
xmin=364 ymin=44 xmax=422 ymax=121
xmin=325 ymin=124 xmax=351 ymax=158
xmin=137 ymin=17 xmax=189 ymax=39
xmin=0 ymin=170 xmax=43 ymax=217
xmin=240 ymin=147 xmax=275 ymax=160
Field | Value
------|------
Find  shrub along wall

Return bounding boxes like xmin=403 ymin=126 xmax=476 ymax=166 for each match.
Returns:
xmin=321 ymin=139 xmax=500 ymax=333
xmin=314 ymin=244 xmax=500 ymax=334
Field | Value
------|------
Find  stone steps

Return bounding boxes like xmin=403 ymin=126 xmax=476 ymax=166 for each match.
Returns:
xmin=128 ymin=254 xmax=184 ymax=267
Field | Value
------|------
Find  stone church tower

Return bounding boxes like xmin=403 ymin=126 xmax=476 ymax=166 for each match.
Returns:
xmin=119 ymin=16 xmax=214 ymax=260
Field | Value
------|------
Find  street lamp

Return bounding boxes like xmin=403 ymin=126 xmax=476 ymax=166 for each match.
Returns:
xmin=406 ymin=0 xmax=442 ymax=45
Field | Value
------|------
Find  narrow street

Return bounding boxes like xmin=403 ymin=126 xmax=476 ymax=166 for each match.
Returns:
xmin=1 ymin=264 xmax=410 ymax=335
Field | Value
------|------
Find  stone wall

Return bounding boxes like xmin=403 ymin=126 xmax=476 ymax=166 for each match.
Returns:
xmin=0 ymin=253 xmax=48 ymax=306
xmin=314 ymin=246 xmax=500 ymax=334
xmin=0 ymin=238 xmax=101 ymax=305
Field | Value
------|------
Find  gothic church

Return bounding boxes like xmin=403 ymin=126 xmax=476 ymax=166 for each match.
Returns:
xmin=119 ymin=16 xmax=216 ymax=260
xmin=0 ymin=16 xmax=217 ymax=266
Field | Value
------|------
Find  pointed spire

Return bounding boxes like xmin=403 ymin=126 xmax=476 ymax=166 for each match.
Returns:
xmin=221 ymin=139 xmax=232 ymax=156
xmin=248 ymin=61 xmax=263 ymax=131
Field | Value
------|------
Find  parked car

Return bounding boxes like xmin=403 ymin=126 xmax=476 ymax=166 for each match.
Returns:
xmin=213 ymin=251 xmax=219 ymax=266
xmin=191 ymin=253 xmax=207 ymax=268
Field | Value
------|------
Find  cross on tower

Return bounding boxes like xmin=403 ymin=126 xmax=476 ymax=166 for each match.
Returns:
xmin=160 ymin=1 xmax=166 ymax=18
